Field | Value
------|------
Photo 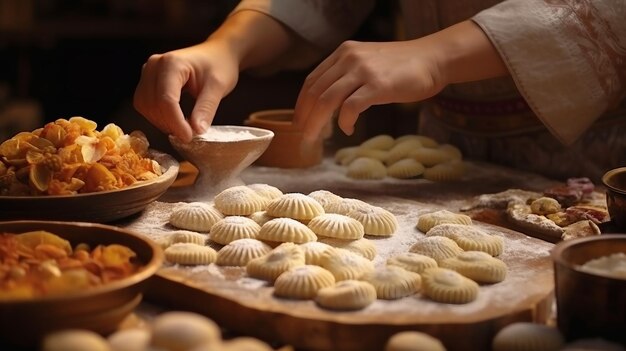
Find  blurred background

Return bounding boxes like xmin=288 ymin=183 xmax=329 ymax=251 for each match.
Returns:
xmin=0 ymin=0 xmax=419 ymax=152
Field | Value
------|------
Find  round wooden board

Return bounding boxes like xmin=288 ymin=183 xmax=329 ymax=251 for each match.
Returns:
xmin=142 ymin=197 xmax=555 ymax=351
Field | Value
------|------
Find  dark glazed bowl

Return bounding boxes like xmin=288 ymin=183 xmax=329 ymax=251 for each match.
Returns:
xmin=0 ymin=220 xmax=163 ymax=349
xmin=602 ymin=167 xmax=626 ymax=230
xmin=551 ymin=234 xmax=626 ymax=344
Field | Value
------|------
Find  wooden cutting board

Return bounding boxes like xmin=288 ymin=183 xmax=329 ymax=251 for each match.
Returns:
xmin=124 ymin=160 xmax=557 ymax=351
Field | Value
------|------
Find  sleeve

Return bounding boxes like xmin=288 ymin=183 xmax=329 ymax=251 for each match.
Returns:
xmin=473 ymin=0 xmax=626 ymax=145
xmin=231 ymin=0 xmax=375 ymax=71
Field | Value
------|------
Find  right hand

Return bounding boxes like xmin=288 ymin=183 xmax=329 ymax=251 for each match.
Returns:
xmin=133 ymin=41 xmax=240 ymax=143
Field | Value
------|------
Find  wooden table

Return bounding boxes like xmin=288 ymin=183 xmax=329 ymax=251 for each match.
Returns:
xmin=120 ymin=159 xmax=559 ymax=351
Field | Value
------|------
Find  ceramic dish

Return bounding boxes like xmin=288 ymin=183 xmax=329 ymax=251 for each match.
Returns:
xmin=0 ymin=149 xmax=179 ymax=223
xmin=0 ymin=220 xmax=164 ymax=349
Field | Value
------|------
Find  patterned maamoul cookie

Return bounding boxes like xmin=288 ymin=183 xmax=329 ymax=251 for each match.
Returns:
xmin=248 ymin=210 xmax=275 ymax=226
xmin=416 ymin=209 xmax=473 ymax=233
xmin=308 ymin=213 xmax=365 ymax=240
xmin=169 ymin=202 xmax=224 ymax=232
xmin=438 ymin=144 xmax=463 ymax=160
xmin=385 ymin=139 xmax=423 ymax=165
xmin=356 ymin=147 xmax=389 ymax=162
xmin=155 ymin=236 xmax=174 ymax=250
xmin=384 ymin=331 xmax=447 ymax=351
xmin=257 ymin=217 xmax=317 ymax=244
xmin=220 ymin=337 xmax=274 ymax=351
xmin=216 ymin=238 xmax=272 ymax=267
xmin=164 ymin=243 xmax=218 ymax=265
xmin=300 ymin=241 xmax=333 ymax=265
xmin=395 ymin=134 xmax=439 ymax=148
xmin=214 ymin=185 xmax=267 ymax=216
xmin=409 ymin=236 xmax=464 ymax=263
xmin=439 ymin=251 xmax=507 ymax=284
xmin=426 ymin=223 xmax=504 ymax=257
xmin=209 ymin=216 xmax=261 ymax=245
xmin=347 ymin=205 xmax=398 ymax=236
xmin=266 ymin=193 xmax=325 ymax=221
xmin=386 ymin=252 xmax=438 ymax=274
xmin=363 ymin=266 xmax=422 ymax=300
xmin=273 ymin=265 xmax=336 ymax=299
xmin=246 ymin=242 xmax=306 ymax=282
xmin=421 ymin=267 xmax=479 ymax=304
xmin=360 ymin=134 xmax=395 ymax=150
xmin=318 ymin=247 xmax=375 ymax=281
xmin=334 ymin=146 xmax=359 ymax=164
xmin=247 ymin=183 xmax=283 ymax=201
xmin=492 ymin=322 xmax=564 ymax=351
xmin=108 ymin=329 xmax=150 ymax=351
xmin=315 ymin=279 xmax=377 ymax=311
xmin=347 ymin=157 xmax=387 ymax=180
xmin=423 ymin=160 xmax=465 ymax=182
xmin=387 ymin=158 xmax=426 ymax=179
xmin=151 ymin=311 xmax=221 ymax=351
xmin=43 ymin=330 xmax=110 ymax=351
xmin=409 ymin=147 xmax=455 ymax=167
xmin=308 ymin=189 xmax=343 ymax=211
xmin=319 ymin=237 xmax=377 ymax=260
xmin=169 ymin=230 xmax=207 ymax=246
xmin=325 ymin=198 xmax=371 ymax=215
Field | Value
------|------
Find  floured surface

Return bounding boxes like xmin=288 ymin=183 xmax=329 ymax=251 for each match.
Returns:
xmin=120 ymin=159 xmax=555 ymax=328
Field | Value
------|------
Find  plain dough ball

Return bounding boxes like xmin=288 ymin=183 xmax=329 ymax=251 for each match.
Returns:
xmin=492 ymin=322 xmax=564 ymax=351
xmin=42 ymin=329 xmax=110 ymax=351
xmin=108 ymin=329 xmax=151 ymax=351
xmin=151 ymin=311 xmax=221 ymax=351
xmin=385 ymin=331 xmax=447 ymax=351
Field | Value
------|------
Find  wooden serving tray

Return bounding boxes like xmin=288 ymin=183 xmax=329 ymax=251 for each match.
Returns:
xmin=124 ymin=160 xmax=558 ymax=351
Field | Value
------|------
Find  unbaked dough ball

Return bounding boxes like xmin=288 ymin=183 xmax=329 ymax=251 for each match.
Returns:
xmin=150 ymin=311 xmax=221 ymax=351
xmin=385 ymin=331 xmax=447 ymax=351
xmin=492 ymin=322 xmax=564 ymax=351
xmin=43 ymin=330 xmax=110 ymax=351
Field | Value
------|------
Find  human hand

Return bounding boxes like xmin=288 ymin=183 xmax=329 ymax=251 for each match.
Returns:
xmin=293 ymin=39 xmax=445 ymax=143
xmin=134 ymin=41 xmax=240 ymax=143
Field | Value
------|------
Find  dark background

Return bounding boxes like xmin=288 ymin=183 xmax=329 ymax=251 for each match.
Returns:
xmin=0 ymin=0 xmax=419 ymax=152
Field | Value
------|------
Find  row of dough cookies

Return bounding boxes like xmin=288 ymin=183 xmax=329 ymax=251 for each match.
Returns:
xmin=334 ymin=134 xmax=465 ymax=181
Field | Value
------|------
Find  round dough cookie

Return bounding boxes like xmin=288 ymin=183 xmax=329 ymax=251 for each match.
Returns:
xmin=257 ymin=217 xmax=317 ymax=244
xmin=169 ymin=202 xmax=224 ymax=232
xmin=315 ymin=279 xmax=377 ymax=311
xmin=248 ymin=210 xmax=275 ymax=226
xmin=416 ymin=210 xmax=472 ymax=233
xmin=347 ymin=205 xmax=398 ymax=236
xmin=169 ymin=230 xmax=208 ymax=246
xmin=325 ymin=198 xmax=371 ymax=215
xmin=409 ymin=147 xmax=455 ymax=167
xmin=216 ymin=238 xmax=272 ymax=267
xmin=300 ymin=241 xmax=333 ymax=265
xmin=385 ymin=331 xmax=447 ymax=351
xmin=318 ymin=237 xmax=377 ymax=260
xmin=387 ymin=252 xmax=438 ymax=274
xmin=395 ymin=134 xmax=439 ymax=148
xmin=347 ymin=157 xmax=387 ymax=180
xmin=492 ymin=322 xmax=564 ymax=351
xmin=307 ymin=190 xmax=343 ymax=211
xmin=385 ymin=139 xmax=423 ymax=165
xmin=108 ymin=329 xmax=151 ymax=351
xmin=440 ymin=251 xmax=507 ymax=284
xmin=318 ymin=247 xmax=375 ymax=281
xmin=151 ymin=311 xmax=221 ymax=351
xmin=266 ymin=193 xmax=325 ymax=221
xmin=387 ymin=158 xmax=426 ymax=179
xmin=164 ymin=243 xmax=218 ymax=266
xmin=421 ymin=267 xmax=479 ymax=304
xmin=363 ymin=265 xmax=422 ymax=300
xmin=409 ymin=236 xmax=464 ymax=263
xmin=426 ymin=223 xmax=504 ymax=257
xmin=356 ymin=147 xmax=389 ymax=162
xmin=246 ymin=242 xmax=306 ymax=283
xmin=214 ymin=185 xmax=267 ymax=216
xmin=273 ymin=265 xmax=336 ymax=299
xmin=246 ymin=183 xmax=283 ymax=201
xmin=43 ymin=330 xmax=110 ymax=351
xmin=360 ymin=134 xmax=395 ymax=150
xmin=308 ymin=213 xmax=365 ymax=240
xmin=209 ymin=216 xmax=261 ymax=245
xmin=422 ymin=160 xmax=465 ymax=182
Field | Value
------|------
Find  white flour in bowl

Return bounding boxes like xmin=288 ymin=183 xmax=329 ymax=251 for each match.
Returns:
xmin=197 ymin=128 xmax=256 ymax=141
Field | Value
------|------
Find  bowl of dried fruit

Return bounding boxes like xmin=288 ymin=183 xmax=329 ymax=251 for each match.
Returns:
xmin=0 ymin=220 xmax=163 ymax=349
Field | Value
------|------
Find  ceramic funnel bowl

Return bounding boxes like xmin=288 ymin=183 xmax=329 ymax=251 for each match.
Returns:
xmin=169 ymin=125 xmax=273 ymax=200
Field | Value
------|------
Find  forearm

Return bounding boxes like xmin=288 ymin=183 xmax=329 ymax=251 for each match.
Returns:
xmin=428 ymin=20 xmax=509 ymax=85
xmin=208 ymin=10 xmax=294 ymax=71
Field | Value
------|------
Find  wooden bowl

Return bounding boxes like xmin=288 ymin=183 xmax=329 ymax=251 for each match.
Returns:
xmin=602 ymin=167 xmax=626 ymax=230
xmin=0 ymin=150 xmax=179 ymax=223
xmin=0 ymin=220 xmax=163 ymax=349
xmin=551 ymin=234 xmax=626 ymax=344
xmin=244 ymin=109 xmax=325 ymax=168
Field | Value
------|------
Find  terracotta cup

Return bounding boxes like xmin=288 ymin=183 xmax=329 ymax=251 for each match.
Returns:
xmin=602 ymin=167 xmax=626 ymax=230
xmin=551 ymin=234 xmax=626 ymax=344
xmin=244 ymin=109 xmax=328 ymax=168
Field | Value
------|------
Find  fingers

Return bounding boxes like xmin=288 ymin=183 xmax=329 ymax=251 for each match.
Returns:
xmin=189 ymin=86 xmax=222 ymax=134
xmin=336 ymin=85 xmax=381 ymax=135
xmin=293 ymin=51 xmax=340 ymax=127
